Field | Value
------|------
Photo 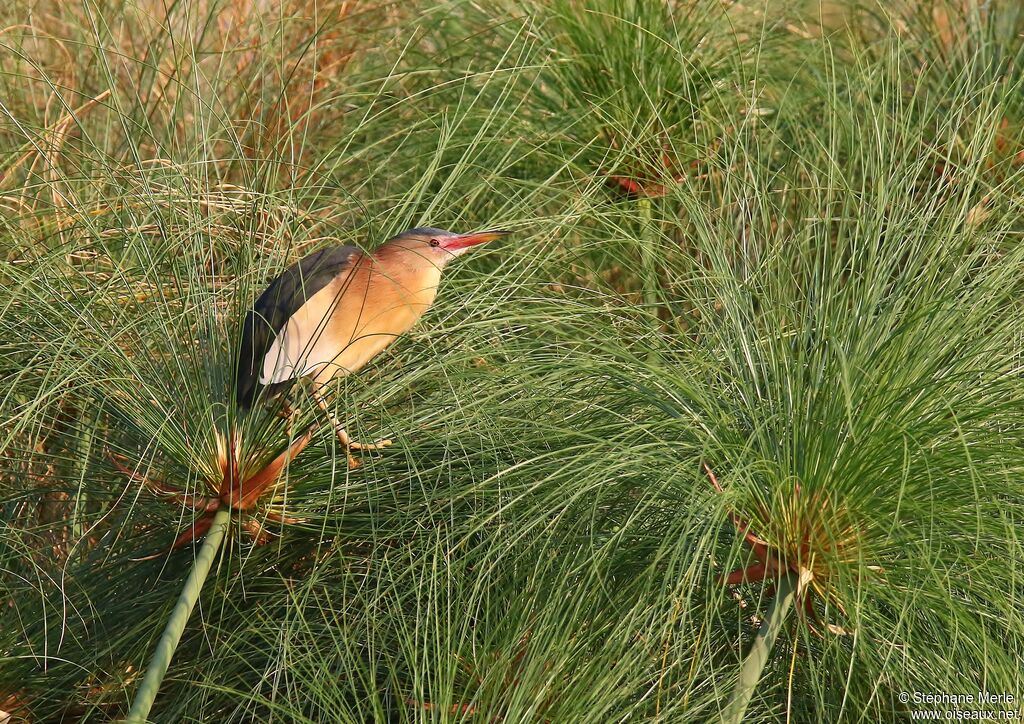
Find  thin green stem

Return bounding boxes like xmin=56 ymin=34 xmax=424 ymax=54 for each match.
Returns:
xmin=126 ymin=507 xmax=232 ymax=723
xmin=721 ymin=570 xmax=800 ymax=724
xmin=637 ymin=197 xmax=661 ymax=365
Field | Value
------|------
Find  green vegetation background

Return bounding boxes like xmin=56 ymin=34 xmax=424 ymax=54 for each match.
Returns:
xmin=1 ymin=0 xmax=1023 ymax=721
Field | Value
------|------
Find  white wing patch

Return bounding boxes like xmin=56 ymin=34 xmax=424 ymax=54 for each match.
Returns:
xmin=259 ymin=280 xmax=345 ymax=384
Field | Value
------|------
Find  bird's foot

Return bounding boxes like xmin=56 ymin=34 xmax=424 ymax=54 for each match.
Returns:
xmin=332 ymin=427 xmax=390 ymax=468
xmin=348 ymin=438 xmax=392 ymax=451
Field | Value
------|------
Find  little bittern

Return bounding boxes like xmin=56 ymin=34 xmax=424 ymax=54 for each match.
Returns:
xmin=236 ymin=227 xmax=507 ymax=466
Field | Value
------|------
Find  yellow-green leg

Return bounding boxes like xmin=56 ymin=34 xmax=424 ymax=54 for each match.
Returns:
xmin=310 ymin=388 xmax=391 ymax=468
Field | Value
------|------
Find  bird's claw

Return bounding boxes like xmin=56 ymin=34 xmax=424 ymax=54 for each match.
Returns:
xmin=332 ymin=427 xmax=390 ymax=468
xmin=349 ymin=438 xmax=392 ymax=451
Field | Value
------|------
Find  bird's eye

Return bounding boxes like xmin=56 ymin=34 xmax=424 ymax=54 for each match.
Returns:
xmin=428 ymin=238 xmax=440 ymax=247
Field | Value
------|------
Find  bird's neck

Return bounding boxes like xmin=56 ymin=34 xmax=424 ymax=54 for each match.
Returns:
xmin=369 ymin=246 xmax=443 ymax=296
xmin=372 ymin=244 xmax=444 ymax=273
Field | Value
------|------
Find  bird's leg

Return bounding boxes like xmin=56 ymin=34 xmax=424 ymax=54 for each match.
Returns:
xmin=278 ymin=395 xmax=297 ymax=439
xmin=310 ymin=388 xmax=391 ymax=469
xmin=276 ymin=397 xmax=295 ymax=420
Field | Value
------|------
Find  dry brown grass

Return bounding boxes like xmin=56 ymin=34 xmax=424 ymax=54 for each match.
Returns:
xmin=0 ymin=0 xmax=401 ymax=204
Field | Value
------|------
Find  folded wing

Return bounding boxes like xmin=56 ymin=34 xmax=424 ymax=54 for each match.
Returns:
xmin=236 ymin=246 xmax=362 ymax=409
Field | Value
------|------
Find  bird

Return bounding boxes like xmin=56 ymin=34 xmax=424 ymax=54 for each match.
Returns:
xmin=235 ymin=226 xmax=508 ymax=467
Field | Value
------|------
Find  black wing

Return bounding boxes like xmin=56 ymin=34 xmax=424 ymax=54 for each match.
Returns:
xmin=236 ymin=245 xmax=362 ymax=409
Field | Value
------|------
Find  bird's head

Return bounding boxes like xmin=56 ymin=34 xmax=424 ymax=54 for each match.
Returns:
xmin=377 ymin=227 xmax=509 ymax=269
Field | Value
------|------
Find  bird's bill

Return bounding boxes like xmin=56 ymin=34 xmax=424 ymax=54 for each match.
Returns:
xmin=440 ymin=229 xmax=510 ymax=254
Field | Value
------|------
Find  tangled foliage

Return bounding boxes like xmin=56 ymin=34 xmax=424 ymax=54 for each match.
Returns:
xmin=2 ymin=0 xmax=1023 ymax=721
